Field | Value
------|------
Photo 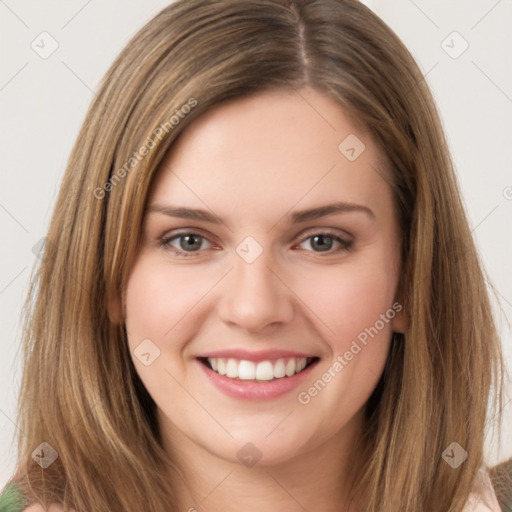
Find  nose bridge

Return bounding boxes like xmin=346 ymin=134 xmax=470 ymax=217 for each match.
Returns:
xmin=217 ymin=241 xmax=294 ymax=331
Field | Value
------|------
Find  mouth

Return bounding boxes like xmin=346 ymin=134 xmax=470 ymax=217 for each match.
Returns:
xmin=197 ymin=356 xmax=320 ymax=382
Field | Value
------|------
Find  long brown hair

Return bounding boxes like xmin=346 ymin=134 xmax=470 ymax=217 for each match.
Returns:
xmin=8 ymin=0 xmax=505 ymax=510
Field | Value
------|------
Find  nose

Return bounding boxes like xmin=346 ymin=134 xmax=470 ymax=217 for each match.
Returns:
xmin=217 ymin=250 xmax=294 ymax=334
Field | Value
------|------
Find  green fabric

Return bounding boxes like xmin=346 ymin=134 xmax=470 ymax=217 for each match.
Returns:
xmin=0 ymin=484 xmax=25 ymax=512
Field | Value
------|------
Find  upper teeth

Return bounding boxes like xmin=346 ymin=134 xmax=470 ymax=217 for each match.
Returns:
xmin=207 ymin=357 xmax=309 ymax=381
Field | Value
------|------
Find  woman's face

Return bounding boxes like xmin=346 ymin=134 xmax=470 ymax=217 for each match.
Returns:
xmin=124 ymin=86 xmax=404 ymax=466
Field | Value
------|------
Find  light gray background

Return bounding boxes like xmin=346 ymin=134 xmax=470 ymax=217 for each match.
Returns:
xmin=1 ymin=0 xmax=511 ymax=487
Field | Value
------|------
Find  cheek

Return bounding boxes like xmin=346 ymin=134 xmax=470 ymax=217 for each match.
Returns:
xmin=293 ymin=257 xmax=399 ymax=349
xmin=124 ymin=258 xmax=210 ymax=354
xmin=292 ymin=260 xmax=397 ymax=431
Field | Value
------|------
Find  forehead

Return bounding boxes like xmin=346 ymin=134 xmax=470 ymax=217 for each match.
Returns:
xmin=149 ymin=87 xmax=391 ymax=225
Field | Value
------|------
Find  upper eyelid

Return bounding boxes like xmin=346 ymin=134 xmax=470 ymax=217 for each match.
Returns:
xmin=297 ymin=226 xmax=353 ymax=241
xmin=161 ymin=226 xmax=352 ymax=239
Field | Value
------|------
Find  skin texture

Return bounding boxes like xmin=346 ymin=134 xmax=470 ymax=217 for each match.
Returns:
xmin=123 ymin=86 xmax=405 ymax=512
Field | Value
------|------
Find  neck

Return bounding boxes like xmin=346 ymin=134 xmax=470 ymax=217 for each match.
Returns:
xmin=158 ymin=408 xmax=364 ymax=512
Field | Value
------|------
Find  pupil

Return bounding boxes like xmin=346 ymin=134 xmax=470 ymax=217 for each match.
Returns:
xmin=312 ymin=235 xmax=332 ymax=252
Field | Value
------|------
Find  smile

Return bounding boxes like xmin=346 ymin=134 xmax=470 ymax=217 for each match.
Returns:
xmin=201 ymin=356 xmax=316 ymax=381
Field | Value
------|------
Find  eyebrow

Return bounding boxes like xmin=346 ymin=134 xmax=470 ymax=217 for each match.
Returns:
xmin=147 ymin=201 xmax=375 ymax=225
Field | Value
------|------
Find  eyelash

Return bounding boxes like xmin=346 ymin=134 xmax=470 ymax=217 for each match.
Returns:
xmin=158 ymin=230 xmax=354 ymax=258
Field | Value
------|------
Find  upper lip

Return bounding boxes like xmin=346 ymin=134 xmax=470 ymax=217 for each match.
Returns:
xmin=197 ymin=349 xmax=318 ymax=363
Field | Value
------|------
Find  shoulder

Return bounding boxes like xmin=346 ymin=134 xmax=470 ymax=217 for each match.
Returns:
xmin=0 ymin=483 xmax=74 ymax=512
xmin=463 ymin=464 xmax=507 ymax=512
xmin=1 ymin=483 xmax=73 ymax=512
xmin=489 ymin=457 xmax=512 ymax=511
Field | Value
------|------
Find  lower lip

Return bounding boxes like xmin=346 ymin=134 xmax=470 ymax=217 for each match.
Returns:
xmin=197 ymin=359 xmax=319 ymax=400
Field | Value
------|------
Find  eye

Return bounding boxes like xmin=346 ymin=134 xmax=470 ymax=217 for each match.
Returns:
xmin=158 ymin=229 xmax=353 ymax=258
xmin=160 ymin=232 xmax=213 ymax=257
xmin=297 ymin=231 xmax=353 ymax=254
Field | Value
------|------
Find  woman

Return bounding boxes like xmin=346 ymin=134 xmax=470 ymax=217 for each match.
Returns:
xmin=1 ymin=0 xmax=510 ymax=510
